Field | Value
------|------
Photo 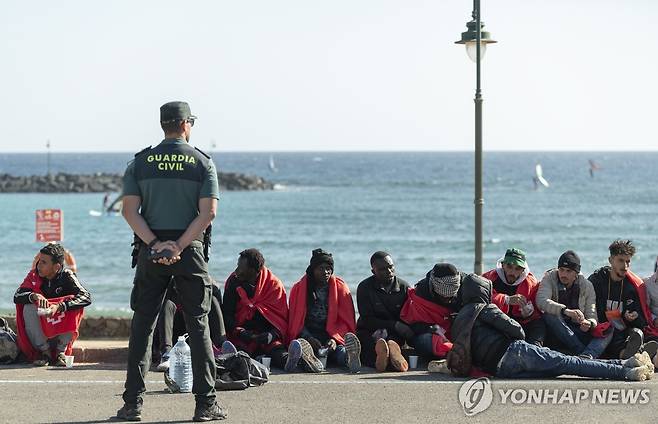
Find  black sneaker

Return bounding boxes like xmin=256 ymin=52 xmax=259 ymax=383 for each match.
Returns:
xmin=52 ymin=352 xmax=67 ymax=367
xmin=193 ymin=402 xmax=227 ymax=422
xmin=116 ymin=404 xmax=142 ymax=421
xmin=33 ymin=351 xmax=51 ymax=367
xmin=345 ymin=332 xmax=362 ymax=374
xmin=642 ymin=341 xmax=658 ymax=360
xmin=620 ymin=328 xmax=644 ymax=360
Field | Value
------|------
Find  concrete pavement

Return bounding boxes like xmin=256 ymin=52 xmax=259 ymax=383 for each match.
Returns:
xmin=0 ymin=363 xmax=656 ymax=424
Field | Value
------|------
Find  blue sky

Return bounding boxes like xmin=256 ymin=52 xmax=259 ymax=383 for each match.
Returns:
xmin=2 ymin=0 xmax=657 ymax=152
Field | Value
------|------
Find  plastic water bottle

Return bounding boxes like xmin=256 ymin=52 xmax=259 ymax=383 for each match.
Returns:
xmin=169 ymin=335 xmax=193 ymax=393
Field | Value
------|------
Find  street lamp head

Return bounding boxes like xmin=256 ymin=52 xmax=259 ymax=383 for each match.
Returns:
xmin=455 ymin=20 xmax=497 ymax=62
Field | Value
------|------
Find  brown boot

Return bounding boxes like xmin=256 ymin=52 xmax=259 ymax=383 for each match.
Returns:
xmin=387 ymin=340 xmax=408 ymax=372
xmin=374 ymin=338 xmax=389 ymax=372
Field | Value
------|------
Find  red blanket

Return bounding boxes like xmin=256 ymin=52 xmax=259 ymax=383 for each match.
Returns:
xmin=483 ymin=269 xmax=542 ymax=324
xmin=287 ymin=275 xmax=356 ymax=345
xmin=627 ymin=271 xmax=658 ymax=338
xmin=400 ymin=288 xmax=453 ymax=357
xmin=15 ymin=270 xmax=84 ymax=361
xmin=226 ymin=267 xmax=289 ymax=351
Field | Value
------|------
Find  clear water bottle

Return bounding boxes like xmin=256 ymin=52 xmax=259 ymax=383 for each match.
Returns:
xmin=169 ymin=335 xmax=193 ymax=393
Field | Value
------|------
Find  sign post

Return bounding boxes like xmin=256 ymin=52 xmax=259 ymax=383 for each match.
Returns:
xmin=36 ymin=209 xmax=63 ymax=242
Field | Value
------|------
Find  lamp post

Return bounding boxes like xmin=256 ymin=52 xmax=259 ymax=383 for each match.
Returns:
xmin=455 ymin=0 xmax=496 ymax=274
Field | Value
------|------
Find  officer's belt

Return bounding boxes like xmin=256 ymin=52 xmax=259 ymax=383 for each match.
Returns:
xmin=152 ymin=229 xmax=203 ymax=243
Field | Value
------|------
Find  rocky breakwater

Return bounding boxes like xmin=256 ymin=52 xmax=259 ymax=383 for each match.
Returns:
xmin=0 ymin=171 xmax=273 ymax=193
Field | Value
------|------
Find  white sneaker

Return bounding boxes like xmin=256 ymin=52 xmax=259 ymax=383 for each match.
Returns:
xmin=156 ymin=357 xmax=170 ymax=372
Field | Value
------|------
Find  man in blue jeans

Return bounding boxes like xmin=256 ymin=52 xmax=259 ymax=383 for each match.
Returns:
xmin=537 ymin=251 xmax=612 ymax=359
xmin=452 ymin=273 xmax=653 ymax=381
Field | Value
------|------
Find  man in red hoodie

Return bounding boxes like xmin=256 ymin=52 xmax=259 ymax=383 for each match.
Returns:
xmin=482 ymin=248 xmax=546 ymax=346
xmin=222 ymin=249 xmax=289 ymax=369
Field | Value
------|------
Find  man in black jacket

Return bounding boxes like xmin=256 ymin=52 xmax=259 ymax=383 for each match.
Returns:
xmin=356 ymin=251 xmax=413 ymax=372
xmin=14 ymin=243 xmax=91 ymax=366
xmin=588 ymin=240 xmax=655 ymax=359
xmin=451 ymin=273 xmax=652 ymax=381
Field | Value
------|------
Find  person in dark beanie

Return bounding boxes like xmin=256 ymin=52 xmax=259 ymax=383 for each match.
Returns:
xmin=589 ymin=240 xmax=658 ymax=359
xmin=537 ymin=250 xmax=611 ymax=358
xmin=355 ymin=252 xmax=412 ymax=372
xmin=287 ymin=249 xmax=361 ymax=373
xmin=483 ymin=248 xmax=546 ymax=346
xmin=400 ymin=263 xmax=464 ymax=360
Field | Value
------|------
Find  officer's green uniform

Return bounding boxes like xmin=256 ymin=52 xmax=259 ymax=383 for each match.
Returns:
xmin=121 ymin=102 xmax=219 ymax=409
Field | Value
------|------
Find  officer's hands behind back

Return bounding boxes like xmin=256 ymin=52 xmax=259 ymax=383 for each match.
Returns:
xmin=150 ymin=240 xmax=182 ymax=265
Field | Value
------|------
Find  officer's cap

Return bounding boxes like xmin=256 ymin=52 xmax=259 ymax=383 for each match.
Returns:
xmin=160 ymin=101 xmax=197 ymax=123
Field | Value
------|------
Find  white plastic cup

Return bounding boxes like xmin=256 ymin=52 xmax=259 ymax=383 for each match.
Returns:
xmin=408 ymin=355 xmax=419 ymax=369
xmin=261 ymin=356 xmax=271 ymax=370
xmin=319 ymin=356 xmax=328 ymax=370
xmin=64 ymin=355 xmax=74 ymax=368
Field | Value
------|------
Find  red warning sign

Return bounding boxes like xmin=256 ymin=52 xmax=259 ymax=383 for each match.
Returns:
xmin=36 ymin=209 xmax=63 ymax=242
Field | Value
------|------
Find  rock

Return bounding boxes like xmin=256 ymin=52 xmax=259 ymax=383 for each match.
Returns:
xmin=0 ymin=171 xmax=273 ymax=193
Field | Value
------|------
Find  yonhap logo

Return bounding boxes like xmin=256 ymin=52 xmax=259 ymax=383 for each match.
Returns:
xmin=458 ymin=377 xmax=493 ymax=416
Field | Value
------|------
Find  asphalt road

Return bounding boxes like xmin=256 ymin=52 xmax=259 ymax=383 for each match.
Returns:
xmin=0 ymin=363 xmax=655 ymax=424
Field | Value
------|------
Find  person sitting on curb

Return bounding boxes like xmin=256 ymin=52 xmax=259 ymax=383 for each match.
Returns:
xmin=14 ymin=243 xmax=91 ymax=366
xmin=400 ymin=263 xmax=463 ymax=361
xmin=483 ymin=248 xmax=546 ymax=346
xmin=451 ymin=272 xmax=654 ymax=381
xmin=537 ymin=250 xmax=613 ymax=359
xmin=221 ymin=249 xmax=289 ymax=370
xmin=589 ymin=240 xmax=658 ymax=359
xmin=355 ymin=251 xmax=412 ymax=372
xmin=155 ymin=278 xmax=227 ymax=372
xmin=287 ymin=248 xmax=361 ymax=373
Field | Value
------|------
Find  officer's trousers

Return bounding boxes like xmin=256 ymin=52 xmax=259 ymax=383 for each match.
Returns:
xmin=122 ymin=240 xmax=216 ymax=407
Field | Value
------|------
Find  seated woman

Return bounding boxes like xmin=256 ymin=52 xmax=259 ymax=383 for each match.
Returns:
xmin=287 ymin=248 xmax=360 ymax=373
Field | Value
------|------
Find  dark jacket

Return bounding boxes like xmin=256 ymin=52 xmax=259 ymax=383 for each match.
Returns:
xmin=14 ymin=269 xmax=92 ymax=312
xmin=451 ymin=273 xmax=525 ymax=373
xmin=588 ymin=266 xmax=647 ymax=329
xmin=410 ymin=272 xmax=464 ymax=334
xmin=356 ymin=275 xmax=409 ymax=336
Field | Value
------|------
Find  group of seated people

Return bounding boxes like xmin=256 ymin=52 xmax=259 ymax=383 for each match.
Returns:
xmin=12 ymin=239 xmax=658 ymax=381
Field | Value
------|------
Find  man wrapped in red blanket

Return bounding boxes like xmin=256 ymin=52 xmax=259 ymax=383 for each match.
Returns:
xmin=13 ymin=243 xmax=91 ymax=366
xmin=222 ymin=249 xmax=289 ymax=369
xmin=287 ymin=248 xmax=361 ymax=373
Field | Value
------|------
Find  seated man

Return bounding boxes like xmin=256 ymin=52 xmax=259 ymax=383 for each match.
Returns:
xmin=155 ymin=278 xmax=227 ymax=372
xmin=222 ymin=249 xmax=289 ymax=369
xmin=13 ymin=243 xmax=91 ymax=366
xmin=482 ymin=248 xmax=546 ymax=346
xmin=589 ymin=240 xmax=658 ymax=359
xmin=356 ymin=251 xmax=412 ymax=372
xmin=451 ymin=272 xmax=653 ymax=381
xmin=537 ymin=250 xmax=611 ymax=359
xmin=400 ymin=263 xmax=462 ymax=361
xmin=287 ymin=248 xmax=360 ymax=373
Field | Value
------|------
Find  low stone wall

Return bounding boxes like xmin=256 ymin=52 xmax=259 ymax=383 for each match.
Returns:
xmin=1 ymin=315 xmax=131 ymax=338
xmin=0 ymin=171 xmax=273 ymax=193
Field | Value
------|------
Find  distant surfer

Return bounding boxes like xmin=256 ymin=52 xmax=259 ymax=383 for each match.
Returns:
xmin=588 ymin=159 xmax=601 ymax=178
xmin=102 ymin=192 xmax=110 ymax=212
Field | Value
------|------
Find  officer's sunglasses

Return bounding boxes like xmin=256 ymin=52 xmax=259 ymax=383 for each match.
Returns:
xmin=186 ymin=118 xmax=195 ymax=127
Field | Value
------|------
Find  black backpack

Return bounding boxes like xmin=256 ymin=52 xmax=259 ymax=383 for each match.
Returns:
xmin=446 ymin=303 xmax=485 ymax=377
xmin=214 ymin=351 xmax=269 ymax=391
xmin=0 ymin=317 xmax=19 ymax=365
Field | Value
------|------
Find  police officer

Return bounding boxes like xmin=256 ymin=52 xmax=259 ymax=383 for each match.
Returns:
xmin=117 ymin=101 xmax=225 ymax=422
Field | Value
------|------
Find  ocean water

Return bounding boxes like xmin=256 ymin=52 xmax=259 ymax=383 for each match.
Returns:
xmin=1 ymin=151 xmax=657 ymax=316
